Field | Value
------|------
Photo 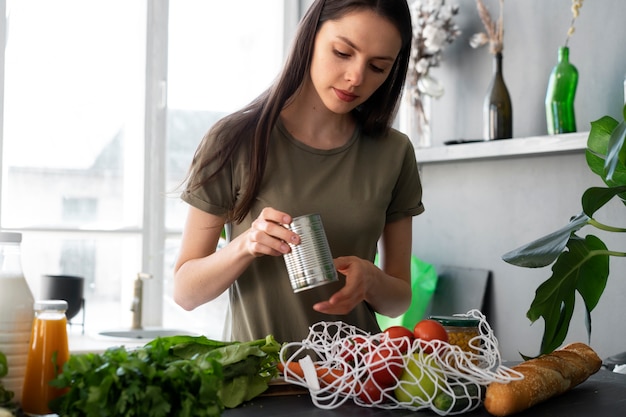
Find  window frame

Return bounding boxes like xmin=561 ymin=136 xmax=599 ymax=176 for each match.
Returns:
xmin=0 ymin=0 xmax=299 ymax=328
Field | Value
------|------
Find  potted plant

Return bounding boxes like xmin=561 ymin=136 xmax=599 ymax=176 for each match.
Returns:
xmin=502 ymin=104 xmax=626 ymax=356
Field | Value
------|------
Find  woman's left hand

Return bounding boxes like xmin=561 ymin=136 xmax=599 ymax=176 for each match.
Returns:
xmin=312 ymin=256 xmax=376 ymax=315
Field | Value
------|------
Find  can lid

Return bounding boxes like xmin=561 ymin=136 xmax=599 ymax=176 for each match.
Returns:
xmin=429 ymin=315 xmax=480 ymax=327
xmin=34 ymin=299 xmax=68 ymax=312
xmin=0 ymin=231 xmax=22 ymax=243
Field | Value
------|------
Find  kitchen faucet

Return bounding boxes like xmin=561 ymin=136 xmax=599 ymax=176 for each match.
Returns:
xmin=130 ymin=272 xmax=152 ymax=330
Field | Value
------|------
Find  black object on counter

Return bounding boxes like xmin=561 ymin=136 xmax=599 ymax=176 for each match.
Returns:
xmin=444 ymin=139 xmax=486 ymax=145
xmin=41 ymin=274 xmax=85 ymax=333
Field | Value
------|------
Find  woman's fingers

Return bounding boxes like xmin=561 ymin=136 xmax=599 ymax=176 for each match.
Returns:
xmin=313 ymin=256 xmax=369 ymax=314
xmin=246 ymin=207 xmax=299 ymax=257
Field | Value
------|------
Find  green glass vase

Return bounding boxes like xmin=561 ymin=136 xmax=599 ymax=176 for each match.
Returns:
xmin=483 ymin=52 xmax=513 ymax=140
xmin=545 ymin=47 xmax=578 ymax=135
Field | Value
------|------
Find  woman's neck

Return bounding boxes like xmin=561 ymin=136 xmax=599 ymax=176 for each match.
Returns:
xmin=280 ymin=84 xmax=356 ymax=150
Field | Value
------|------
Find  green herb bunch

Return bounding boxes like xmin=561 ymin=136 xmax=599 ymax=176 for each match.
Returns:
xmin=503 ymin=105 xmax=626 ymax=356
xmin=1 ymin=351 xmax=18 ymax=413
xmin=50 ymin=335 xmax=282 ymax=417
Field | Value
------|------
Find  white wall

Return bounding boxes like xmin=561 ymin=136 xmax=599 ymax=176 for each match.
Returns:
xmin=430 ymin=0 xmax=626 ymax=144
xmin=412 ymin=149 xmax=626 ymax=361
xmin=415 ymin=0 xmax=626 ymax=360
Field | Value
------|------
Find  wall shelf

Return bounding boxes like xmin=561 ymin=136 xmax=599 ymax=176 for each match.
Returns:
xmin=415 ymin=132 xmax=588 ymax=164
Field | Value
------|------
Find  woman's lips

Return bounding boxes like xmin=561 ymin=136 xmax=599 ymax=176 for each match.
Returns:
xmin=334 ymin=88 xmax=358 ymax=103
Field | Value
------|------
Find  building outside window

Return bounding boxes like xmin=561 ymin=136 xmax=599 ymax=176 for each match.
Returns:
xmin=1 ymin=0 xmax=290 ymax=337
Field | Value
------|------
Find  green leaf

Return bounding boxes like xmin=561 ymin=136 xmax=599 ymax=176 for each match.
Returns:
xmin=587 ymin=116 xmax=617 ymax=156
xmin=50 ymin=335 xmax=282 ymax=416
xmin=526 ymin=235 xmax=609 ymax=356
xmin=574 ymin=237 xmax=610 ymax=313
xmin=582 ymin=185 xmax=626 ymax=217
xmin=0 ymin=352 xmax=15 ymax=406
xmin=604 ymin=120 xmax=626 ymax=181
xmin=502 ymin=213 xmax=590 ymax=267
xmin=586 ymin=114 xmax=626 ymax=190
xmin=585 ymin=148 xmax=606 ymax=178
xmin=0 ymin=351 xmax=7 ymax=377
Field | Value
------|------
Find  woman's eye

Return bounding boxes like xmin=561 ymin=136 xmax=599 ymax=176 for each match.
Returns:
xmin=334 ymin=49 xmax=350 ymax=58
xmin=370 ymin=64 xmax=385 ymax=74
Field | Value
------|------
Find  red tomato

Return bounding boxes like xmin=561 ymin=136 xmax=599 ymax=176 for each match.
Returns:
xmin=383 ymin=326 xmax=415 ymax=353
xmin=338 ymin=335 xmax=370 ymax=363
xmin=358 ymin=378 xmax=386 ymax=404
xmin=365 ymin=345 xmax=403 ymax=387
xmin=413 ymin=319 xmax=449 ymax=354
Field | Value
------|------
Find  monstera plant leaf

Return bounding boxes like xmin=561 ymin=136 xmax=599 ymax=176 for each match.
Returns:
xmin=525 ymin=235 xmax=609 ymax=356
xmin=586 ymin=112 xmax=626 ymax=195
xmin=504 ymin=105 xmax=626 ymax=357
xmin=502 ymin=213 xmax=590 ymax=268
xmin=582 ymin=186 xmax=626 ymax=218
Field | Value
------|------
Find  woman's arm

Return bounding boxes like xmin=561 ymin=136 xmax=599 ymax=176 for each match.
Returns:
xmin=173 ymin=206 xmax=300 ymax=310
xmin=313 ymin=216 xmax=413 ymax=317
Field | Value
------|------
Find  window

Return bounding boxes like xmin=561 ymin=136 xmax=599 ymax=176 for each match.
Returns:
xmin=163 ymin=0 xmax=286 ymax=336
xmin=1 ymin=0 xmax=290 ymax=338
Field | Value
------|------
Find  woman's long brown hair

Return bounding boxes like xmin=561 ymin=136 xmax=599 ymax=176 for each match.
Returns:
xmin=185 ymin=0 xmax=412 ymax=223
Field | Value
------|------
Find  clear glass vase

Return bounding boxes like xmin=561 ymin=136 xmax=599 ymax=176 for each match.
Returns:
xmin=400 ymin=74 xmax=442 ymax=148
xmin=401 ymin=91 xmax=432 ymax=148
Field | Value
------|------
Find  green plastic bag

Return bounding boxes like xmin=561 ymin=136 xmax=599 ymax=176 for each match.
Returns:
xmin=375 ymin=255 xmax=438 ymax=331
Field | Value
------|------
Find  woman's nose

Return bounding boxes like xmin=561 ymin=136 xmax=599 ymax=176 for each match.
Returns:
xmin=345 ymin=62 xmax=365 ymax=86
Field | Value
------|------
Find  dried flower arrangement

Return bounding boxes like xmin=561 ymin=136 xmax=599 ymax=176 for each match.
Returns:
xmin=406 ymin=0 xmax=461 ymax=99
xmin=469 ymin=0 xmax=504 ymax=55
xmin=564 ymin=0 xmax=584 ymax=47
xmin=402 ymin=0 xmax=461 ymax=147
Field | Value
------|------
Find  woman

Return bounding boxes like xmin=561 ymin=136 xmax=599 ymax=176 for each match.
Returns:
xmin=174 ymin=0 xmax=424 ymax=343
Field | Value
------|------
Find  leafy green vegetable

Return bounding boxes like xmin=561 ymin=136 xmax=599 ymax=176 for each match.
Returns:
xmin=149 ymin=334 xmax=282 ymax=409
xmin=503 ymin=105 xmax=626 ymax=357
xmin=49 ymin=334 xmax=282 ymax=416
xmin=0 ymin=351 xmax=16 ymax=411
xmin=0 ymin=352 xmax=7 ymax=378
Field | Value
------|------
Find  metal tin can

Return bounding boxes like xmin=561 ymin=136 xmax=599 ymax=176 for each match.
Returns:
xmin=283 ymin=214 xmax=338 ymax=292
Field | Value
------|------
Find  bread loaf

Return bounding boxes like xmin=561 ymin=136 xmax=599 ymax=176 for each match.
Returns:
xmin=483 ymin=342 xmax=601 ymax=416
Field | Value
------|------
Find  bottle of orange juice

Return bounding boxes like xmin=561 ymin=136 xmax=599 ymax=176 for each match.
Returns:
xmin=21 ymin=299 xmax=70 ymax=416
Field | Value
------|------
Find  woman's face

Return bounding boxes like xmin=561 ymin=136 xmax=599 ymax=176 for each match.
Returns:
xmin=309 ymin=9 xmax=402 ymax=115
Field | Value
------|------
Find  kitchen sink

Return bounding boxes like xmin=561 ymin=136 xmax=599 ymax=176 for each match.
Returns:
xmin=97 ymin=328 xmax=197 ymax=340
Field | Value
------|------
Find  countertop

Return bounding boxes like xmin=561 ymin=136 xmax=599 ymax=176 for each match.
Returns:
xmin=63 ymin=333 xmax=626 ymax=416
xmin=224 ymin=368 xmax=626 ymax=417
xmin=68 ymin=332 xmax=145 ymax=354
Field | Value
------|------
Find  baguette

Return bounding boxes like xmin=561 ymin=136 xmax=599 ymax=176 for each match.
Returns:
xmin=483 ymin=342 xmax=601 ymax=416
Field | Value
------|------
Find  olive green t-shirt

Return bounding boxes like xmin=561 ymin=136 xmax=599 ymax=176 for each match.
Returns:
xmin=182 ymin=119 xmax=424 ymax=343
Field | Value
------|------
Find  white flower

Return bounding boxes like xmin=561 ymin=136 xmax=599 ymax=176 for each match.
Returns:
xmin=416 ymin=58 xmax=430 ymax=74
xmin=425 ymin=0 xmax=444 ymax=12
xmin=469 ymin=32 xmax=489 ymax=49
xmin=438 ymin=5 xmax=453 ymax=21
xmin=406 ymin=0 xmax=461 ymax=97
xmin=423 ymin=24 xmax=448 ymax=53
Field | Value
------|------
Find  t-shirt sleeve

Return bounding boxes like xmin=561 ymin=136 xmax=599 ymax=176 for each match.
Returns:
xmin=180 ymin=132 xmax=248 ymax=217
xmin=386 ymin=135 xmax=424 ymax=223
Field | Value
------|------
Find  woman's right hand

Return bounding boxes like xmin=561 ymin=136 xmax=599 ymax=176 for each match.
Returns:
xmin=174 ymin=206 xmax=300 ymax=310
xmin=245 ymin=207 xmax=300 ymax=257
